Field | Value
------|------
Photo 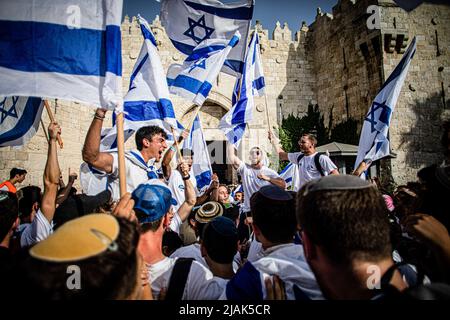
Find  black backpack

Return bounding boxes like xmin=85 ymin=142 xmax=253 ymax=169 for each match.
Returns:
xmin=297 ymin=152 xmax=325 ymax=176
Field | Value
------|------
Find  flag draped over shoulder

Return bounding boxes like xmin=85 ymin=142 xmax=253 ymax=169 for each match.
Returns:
xmin=167 ymin=31 xmax=241 ymax=106
xmin=183 ymin=115 xmax=213 ymax=193
xmin=100 ymin=15 xmax=182 ymax=150
xmin=0 ymin=0 xmax=123 ymax=110
xmin=160 ymin=0 xmax=253 ymax=76
xmin=0 ymin=96 xmax=43 ymax=147
xmin=219 ymin=31 xmax=265 ymax=148
xmin=354 ymin=37 xmax=417 ymax=172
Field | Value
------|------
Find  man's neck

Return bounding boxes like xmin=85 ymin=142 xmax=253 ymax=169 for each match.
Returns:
xmin=321 ymin=258 xmax=408 ymax=299
xmin=139 ymin=231 xmax=165 ymax=265
xmin=206 ymin=258 xmax=235 ymax=279
xmin=302 ymin=149 xmax=316 ymax=156
xmin=250 ymin=162 xmax=263 ymax=169
xmin=9 ymin=178 xmax=18 ymax=185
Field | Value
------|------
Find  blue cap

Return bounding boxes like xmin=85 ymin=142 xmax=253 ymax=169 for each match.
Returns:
xmin=132 ymin=184 xmax=177 ymax=224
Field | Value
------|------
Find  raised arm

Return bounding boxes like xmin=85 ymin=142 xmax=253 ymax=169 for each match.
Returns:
xmin=196 ymin=173 xmax=219 ymax=205
xmin=82 ymin=108 xmax=114 ymax=173
xmin=268 ymin=130 xmax=289 ymax=161
xmin=40 ymin=122 xmax=62 ymax=223
xmin=56 ymin=171 xmax=77 ymax=205
xmin=161 ymin=129 xmax=189 ymax=180
xmin=227 ymin=142 xmax=242 ymax=170
xmin=177 ymin=161 xmax=196 ymax=223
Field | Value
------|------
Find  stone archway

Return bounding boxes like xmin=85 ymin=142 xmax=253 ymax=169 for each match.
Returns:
xmin=181 ymin=98 xmax=237 ymax=184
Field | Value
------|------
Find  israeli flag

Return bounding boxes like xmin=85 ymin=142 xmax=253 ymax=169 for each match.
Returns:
xmin=355 ymin=37 xmax=417 ymax=172
xmin=167 ymin=31 xmax=241 ymax=106
xmin=219 ymin=31 xmax=265 ymax=148
xmin=100 ymin=16 xmax=182 ymax=150
xmin=279 ymin=163 xmax=299 ymax=191
xmin=160 ymin=0 xmax=253 ymax=76
xmin=0 ymin=96 xmax=44 ymax=148
xmin=183 ymin=115 xmax=212 ymax=193
xmin=0 ymin=0 xmax=123 ymax=110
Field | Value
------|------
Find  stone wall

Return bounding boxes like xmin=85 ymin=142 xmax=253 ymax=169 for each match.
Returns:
xmin=1 ymin=0 xmax=448 ymax=188
xmin=378 ymin=0 xmax=450 ymax=184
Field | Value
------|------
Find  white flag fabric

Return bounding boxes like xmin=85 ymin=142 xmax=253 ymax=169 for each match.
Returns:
xmin=0 ymin=0 xmax=123 ymax=110
xmin=160 ymin=0 xmax=253 ymax=76
xmin=279 ymin=162 xmax=299 ymax=191
xmin=354 ymin=37 xmax=417 ymax=172
xmin=167 ymin=31 xmax=241 ymax=106
xmin=0 ymin=96 xmax=44 ymax=148
xmin=219 ymin=31 xmax=265 ymax=148
xmin=100 ymin=16 xmax=182 ymax=150
xmin=183 ymin=115 xmax=212 ymax=193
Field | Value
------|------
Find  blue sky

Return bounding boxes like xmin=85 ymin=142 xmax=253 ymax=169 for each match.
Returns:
xmin=123 ymin=0 xmax=336 ymax=37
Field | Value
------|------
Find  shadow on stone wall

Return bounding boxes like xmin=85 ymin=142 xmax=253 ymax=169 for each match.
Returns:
xmin=398 ymin=92 xmax=449 ymax=169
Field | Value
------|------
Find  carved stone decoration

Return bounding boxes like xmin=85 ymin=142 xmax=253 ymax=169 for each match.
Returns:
xmin=256 ymin=104 xmax=264 ymax=113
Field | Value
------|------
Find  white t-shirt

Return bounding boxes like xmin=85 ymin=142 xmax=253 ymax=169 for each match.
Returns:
xmin=109 ymin=150 xmax=160 ymax=201
xmin=20 ymin=209 xmax=53 ymax=247
xmin=171 ymin=243 xmax=241 ymax=272
xmin=287 ymin=152 xmax=337 ymax=189
xmin=167 ymin=169 xmax=198 ymax=213
xmin=147 ymin=256 xmax=225 ymax=300
xmin=237 ymin=163 xmax=281 ymax=212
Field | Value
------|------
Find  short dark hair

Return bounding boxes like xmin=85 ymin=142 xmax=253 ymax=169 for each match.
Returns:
xmin=18 ymin=186 xmax=41 ymax=218
xmin=296 ymin=184 xmax=391 ymax=264
xmin=135 ymin=126 xmax=168 ymax=151
xmin=180 ymin=148 xmax=194 ymax=158
xmin=302 ymin=133 xmax=317 ymax=147
xmin=135 ymin=208 xmax=165 ymax=233
xmin=10 ymin=168 xmax=27 ymax=179
xmin=202 ymin=217 xmax=238 ymax=264
xmin=250 ymin=189 xmax=297 ymax=244
xmin=162 ymin=230 xmax=183 ymax=256
xmin=0 ymin=192 xmax=19 ymax=241
xmin=12 ymin=217 xmax=140 ymax=300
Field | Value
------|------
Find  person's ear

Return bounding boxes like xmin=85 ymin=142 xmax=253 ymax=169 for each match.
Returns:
xmin=32 ymin=202 xmax=39 ymax=213
xmin=142 ymin=138 xmax=151 ymax=148
xmin=200 ymin=243 xmax=207 ymax=258
xmin=301 ymin=231 xmax=316 ymax=262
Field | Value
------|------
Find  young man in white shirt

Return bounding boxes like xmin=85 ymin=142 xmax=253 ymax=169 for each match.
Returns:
xmin=82 ymin=108 xmax=169 ymax=200
xmin=20 ymin=122 xmax=61 ymax=247
xmin=132 ymin=184 xmax=223 ymax=300
xmin=227 ymin=143 xmax=286 ymax=242
xmin=269 ymin=131 xmax=339 ymax=190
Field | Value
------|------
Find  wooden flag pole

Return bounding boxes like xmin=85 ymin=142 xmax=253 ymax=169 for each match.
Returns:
xmin=43 ymin=100 xmax=63 ymax=148
xmin=116 ymin=111 xmax=127 ymax=197
xmin=170 ymin=126 xmax=184 ymax=163
xmin=186 ymin=104 xmax=201 ymax=131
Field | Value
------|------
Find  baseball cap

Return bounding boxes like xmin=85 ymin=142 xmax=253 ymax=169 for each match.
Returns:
xmin=132 ymin=184 xmax=177 ymax=224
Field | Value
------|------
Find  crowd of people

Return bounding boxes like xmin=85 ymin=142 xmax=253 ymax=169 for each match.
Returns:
xmin=0 ymin=110 xmax=449 ymax=300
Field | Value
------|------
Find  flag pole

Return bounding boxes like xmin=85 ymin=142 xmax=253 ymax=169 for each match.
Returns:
xmin=187 ymin=104 xmax=201 ymax=131
xmin=43 ymin=100 xmax=63 ymax=148
xmin=116 ymin=110 xmax=127 ymax=197
xmin=170 ymin=126 xmax=184 ymax=163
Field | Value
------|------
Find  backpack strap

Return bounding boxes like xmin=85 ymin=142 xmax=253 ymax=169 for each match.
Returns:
xmin=165 ymin=257 xmax=194 ymax=301
xmin=296 ymin=153 xmax=305 ymax=164
xmin=314 ymin=153 xmax=325 ymax=176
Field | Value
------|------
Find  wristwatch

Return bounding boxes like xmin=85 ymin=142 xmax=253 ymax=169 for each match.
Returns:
xmin=182 ymin=174 xmax=191 ymax=180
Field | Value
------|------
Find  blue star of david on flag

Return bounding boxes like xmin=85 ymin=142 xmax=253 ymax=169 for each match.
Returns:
xmin=188 ymin=58 xmax=206 ymax=73
xmin=183 ymin=15 xmax=215 ymax=44
xmin=0 ymin=96 xmax=19 ymax=125
xmin=364 ymin=100 xmax=392 ymax=133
